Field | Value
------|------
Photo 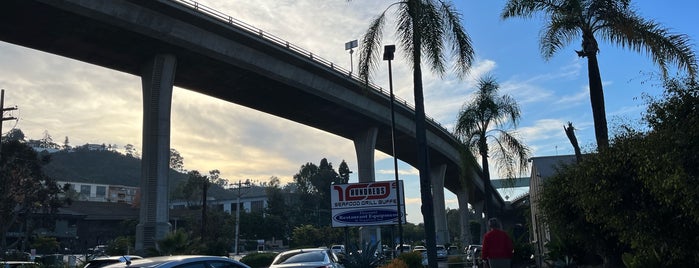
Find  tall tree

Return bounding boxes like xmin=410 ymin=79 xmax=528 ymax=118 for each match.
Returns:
xmin=0 ymin=140 xmax=68 ymax=251
xmin=454 ymin=75 xmax=530 ymax=223
xmin=501 ymin=0 xmax=698 ymax=149
xmin=338 ymin=160 xmax=351 ymax=184
xmin=4 ymin=129 xmax=25 ymax=142
xmin=353 ymin=1 xmax=474 ymax=265
xmin=169 ymin=148 xmax=184 ymax=172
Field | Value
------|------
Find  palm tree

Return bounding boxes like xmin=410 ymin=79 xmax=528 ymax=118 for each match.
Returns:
xmin=353 ymin=0 xmax=474 ymax=266
xmin=501 ymin=0 xmax=697 ymax=150
xmin=454 ymin=75 xmax=530 ymax=223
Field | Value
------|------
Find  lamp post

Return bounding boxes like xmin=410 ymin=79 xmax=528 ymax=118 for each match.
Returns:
xmin=233 ymin=179 xmax=251 ymax=255
xmin=383 ymin=45 xmax=404 ymax=254
xmin=345 ymin=40 xmax=358 ymax=74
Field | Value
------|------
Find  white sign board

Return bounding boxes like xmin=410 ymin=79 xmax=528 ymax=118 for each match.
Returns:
xmin=330 ymin=180 xmax=406 ymax=227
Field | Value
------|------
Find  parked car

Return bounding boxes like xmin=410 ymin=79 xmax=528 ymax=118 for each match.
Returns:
xmin=435 ymin=245 xmax=448 ymax=260
xmin=412 ymin=245 xmax=426 ymax=253
xmin=84 ymin=255 xmax=142 ymax=268
xmin=330 ymin=245 xmax=345 ymax=254
xmin=395 ymin=244 xmax=411 ymax=254
xmin=102 ymin=255 xmax=249 ymax=268
xmin=465 ymin=245 xmax=482 ymax=266
xmin=269 ymin=248 xmax=343 ymax=268
xmin=1 ymin=261 xmax=39 ymax=268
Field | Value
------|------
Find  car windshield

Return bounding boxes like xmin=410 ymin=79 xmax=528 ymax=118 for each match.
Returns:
xmin=275 ymin=251 xmax=325 ymax=264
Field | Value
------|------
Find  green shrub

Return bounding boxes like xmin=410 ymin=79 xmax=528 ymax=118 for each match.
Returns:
xmin=240 ymin=252 xmax=277 ymax=268
xmin=379 ymin=258 xmax=408 ymax=268
xmin=447 ymin=255 xmax=466 ymax=267
xmin=396 ymin=251 xmax=423 ymax=268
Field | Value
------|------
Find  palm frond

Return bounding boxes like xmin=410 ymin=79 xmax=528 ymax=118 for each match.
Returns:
xmin=601 ymin=11 xmax=698 ymax=79
xmin=490 ymin=130 xmax=530 ymax=178
xmin=438 ymin=0 xmax=474 ymax=77
xmin=396 ymin=2 xmax=415 ymax=67
xmin=420 ymin=0 xmax=447 ymax=75
xmin=358 ymin=12 xmax=387 ymax=83
xmin=540 ymin=15 xmax=580 ymax=59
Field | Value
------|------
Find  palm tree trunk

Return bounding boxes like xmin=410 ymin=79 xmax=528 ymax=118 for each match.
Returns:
xmin=411 ymin=10 xmax=437 ymax=268
xmin=586 ymin=54 xmax=609 ymax=150
xmin=480 ymin=146 xmax=491 ymax=241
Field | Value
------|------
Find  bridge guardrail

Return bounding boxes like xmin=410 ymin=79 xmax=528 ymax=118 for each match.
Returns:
xmin=170 ymin=0 xmax=453 ymax=137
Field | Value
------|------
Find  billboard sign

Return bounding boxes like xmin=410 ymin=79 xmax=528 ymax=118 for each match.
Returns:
xmin=330 ymin=180 xmax=406 ymax=227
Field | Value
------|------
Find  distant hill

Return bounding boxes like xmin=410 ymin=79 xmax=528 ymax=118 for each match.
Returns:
xmin=42 ymin=149 xmax=188 ymax=187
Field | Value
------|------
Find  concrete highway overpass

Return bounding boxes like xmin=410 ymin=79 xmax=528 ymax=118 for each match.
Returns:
xmin=0 ymin=0 xmax=506 ymax=249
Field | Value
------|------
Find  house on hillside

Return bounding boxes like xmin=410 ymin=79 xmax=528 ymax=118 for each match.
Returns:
xmin=528 ymin=154 xmax=577 ymax=267
xmin=170 ymin=186 xmax=268 ymax=214
xmin=58 ymin=181 xmax=140 ymax=205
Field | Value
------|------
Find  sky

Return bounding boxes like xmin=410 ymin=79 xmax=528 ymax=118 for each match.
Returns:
xmin=1 ymin=0 xmax=697 ymax=224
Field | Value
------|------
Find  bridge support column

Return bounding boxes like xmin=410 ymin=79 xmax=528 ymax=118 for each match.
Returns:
xmin=431 ymin=164 xmax=449 ymax=245
xmin=353 ymin=127 xmax=378 ymax=247
xmin=456 ymin=189 xmax=471 ymax=245
xmin=136 ymin=54 xmax=177 ymax=253
xmin=472 ymin=200 xmax=484 ymax=242
xmin=353 ymin=127 xmax=377 ymax=183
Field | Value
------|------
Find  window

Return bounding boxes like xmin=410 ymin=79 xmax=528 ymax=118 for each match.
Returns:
xmin=96 ymin=186 xmax=106 ymax=198
xmin=251 ymin=201 xmax=264 ymax=212
xmin=80 ymin=185 xmax=91 ymax=196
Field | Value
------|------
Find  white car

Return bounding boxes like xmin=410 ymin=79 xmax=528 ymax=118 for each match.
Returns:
xmin=102 ymin=255 xmax=249 ymax=268
xmin=436 ymin=245 xmax=448 ymax=260
xmin=331 ymin=245 xmax=345 ymax=254
xmin=269 ymin=248 xmax=344 ymax=268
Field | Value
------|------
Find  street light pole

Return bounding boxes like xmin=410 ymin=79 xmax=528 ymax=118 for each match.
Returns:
xmin=383 ymin=45 xmax=404 ymax=254
xmin=345 ymin=40 xmax=358 ymax=74
xmin=234 ymin=179 xmax=250 ymax=255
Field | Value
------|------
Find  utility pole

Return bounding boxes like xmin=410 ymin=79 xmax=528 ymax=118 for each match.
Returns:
xmin=1 ymin=89 xmax=19 ymax=163
xmin=233 ymin=179 xmax=251 ymax=255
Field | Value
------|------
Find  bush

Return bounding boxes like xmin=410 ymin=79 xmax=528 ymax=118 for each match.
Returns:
xmin=446 ymin=255 xmax=466 ymax=267
xmin=240 ymin=252 xmax=277 ymax=268
xmin=380 ymin=258 xmax=408 ymax=268
xmin=396 ymin=251 xmax=423 ymax=268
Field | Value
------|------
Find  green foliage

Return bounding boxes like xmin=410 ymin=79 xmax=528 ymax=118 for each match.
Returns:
xmin=622 ymin=249 xmax=663 ymax=268
xmin=157 ymin=230 xmax=202 ymax=256
xmin=31 ymin=236 xmax=59 ymax=254
xmin=446 ymin=255 xmax=466 ymax=267
xmin=290 ymin=225 xmax=321 ymax=248
xmin=379 ymin=258 xmax=408 ymax=268
xmin=1 ymin=140 xmax=67 ymax=250
xmin=240 ymin=252 xmax=277 ymax=268
xmin=42 ymin=149 xmax=188 ymax=187
xmin=343 ymin=242 xmax=382 ymax=268
xmin=396 ymin=251 xmax=423 ymax=268
xmin=106 ymin=236 xmax=134 ymax=256
xmin=539 ymin=77 xmax=699 ymax=266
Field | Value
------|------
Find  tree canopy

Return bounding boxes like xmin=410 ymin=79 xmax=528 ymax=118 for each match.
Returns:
xmin=0 ymin=140 xmax=68 ymax=251
xmin=539 ymin=77 xmax=699 ymax=267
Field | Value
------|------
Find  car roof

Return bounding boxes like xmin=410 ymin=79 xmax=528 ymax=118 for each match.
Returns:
xmin=103 ymin=255 xmax=245 ymax=268
xmin=91 ymin=256 xmax=142 ymax=261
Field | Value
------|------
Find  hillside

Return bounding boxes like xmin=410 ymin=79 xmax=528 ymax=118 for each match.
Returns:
xmin=42 ymin=149 xmax=188 ymax=187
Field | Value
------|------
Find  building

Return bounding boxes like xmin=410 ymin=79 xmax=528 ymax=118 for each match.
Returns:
xmin=170 ymin=186 xmax=268 ymax=215
xmin=528 ymin=155 xmax=577 ymax=267
xmin=57 ymin=181 xmax=140 ymax=205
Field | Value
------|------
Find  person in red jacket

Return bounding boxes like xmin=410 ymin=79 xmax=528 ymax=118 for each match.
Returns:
xmin=481 ymin=218 xmax=513 ymax=268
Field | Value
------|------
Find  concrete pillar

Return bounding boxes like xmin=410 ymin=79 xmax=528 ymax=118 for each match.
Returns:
xmin=353 ymin=127 xmax=378 ymax=247
xmin=456 ymin=188 xmax=471 ymax=245
xmin=472 ymin=200 xmax=484 ymax=243
xmin=431 ymin=164 xmax=449 ymax=245
xmin=353 ymin=127 xmax=377 ymax=183
xmin=136 ymin=54 xmax=177 ymax=252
